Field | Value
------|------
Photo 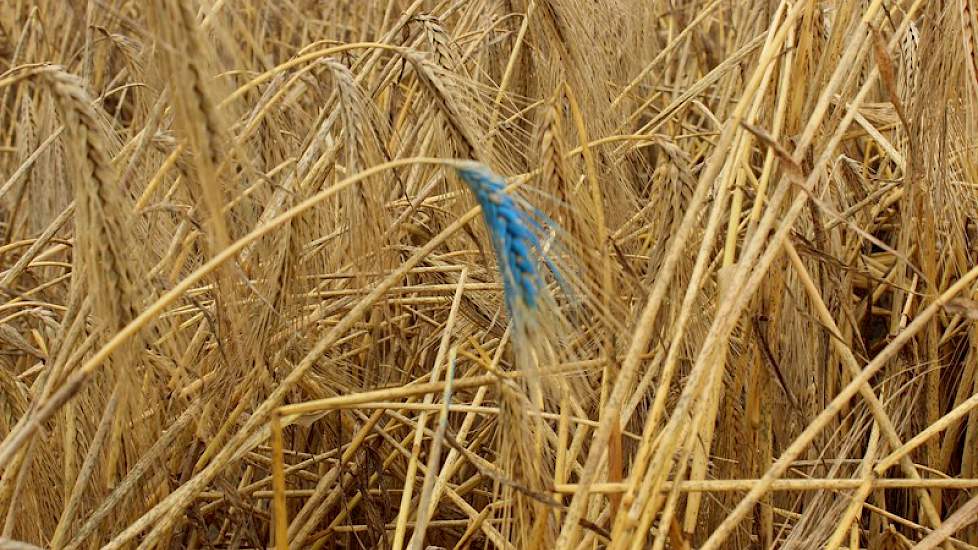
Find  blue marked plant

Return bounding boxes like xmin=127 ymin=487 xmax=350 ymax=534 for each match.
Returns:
xmin=454 ymin=160 xmax=581 ymax=545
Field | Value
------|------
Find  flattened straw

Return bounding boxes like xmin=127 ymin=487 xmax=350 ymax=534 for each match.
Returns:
xmin=0 ymin=538 xmax=44 ymax=550
xmin=913 ymin=494 xmax=978 ymax=550
xmin=553 ymin=476 xmax=978 ymax=494
xmin=280 ymin=360 xmax=594 ymax=418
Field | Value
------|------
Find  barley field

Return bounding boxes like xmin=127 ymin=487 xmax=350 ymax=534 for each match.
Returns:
xmin=2 ymin=1 xmax=978 ymax=548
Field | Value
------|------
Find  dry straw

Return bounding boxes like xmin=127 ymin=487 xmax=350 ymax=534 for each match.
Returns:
xmin=3 ymin=1 xmax=978 ymax=549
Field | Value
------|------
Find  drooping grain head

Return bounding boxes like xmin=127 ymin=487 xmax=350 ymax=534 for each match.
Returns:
xmin=415 ymin=14 xmax=463 ymax=72
xmin=406 ymin=52 xmax=484 ymax=159
xmin=147 ymin=0 xmax=232 ymax=252
xmin=456 ymin=162 xmax=545 ymax=311
xmin=39 ymin=66 xmax=141 ymax=331
xmin=325 ymin=58 xmax=394 ymax=269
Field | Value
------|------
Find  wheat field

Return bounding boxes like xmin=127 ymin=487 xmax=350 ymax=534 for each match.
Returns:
xmin=2 ymin=0 xmax=978 ymax=548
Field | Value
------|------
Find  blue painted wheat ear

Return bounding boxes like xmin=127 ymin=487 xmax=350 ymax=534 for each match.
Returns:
xmin=455 ymin=162 xmax=547 ymax=314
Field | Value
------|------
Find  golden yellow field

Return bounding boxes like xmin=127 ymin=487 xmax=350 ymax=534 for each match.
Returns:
xmin=2 ymin=0 xmax=978 ymax=548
